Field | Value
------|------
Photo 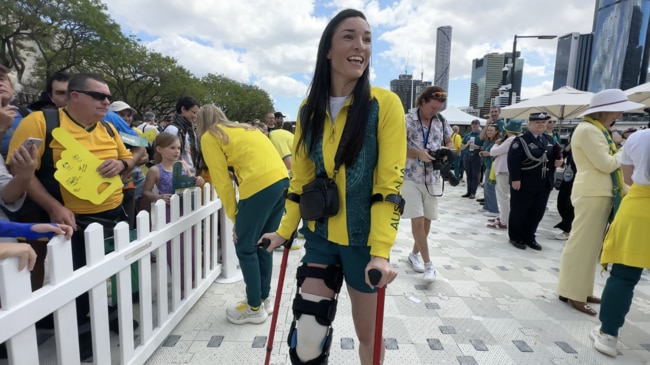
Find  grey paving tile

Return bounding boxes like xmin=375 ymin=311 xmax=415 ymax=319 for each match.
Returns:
xmin=439 ymin=325 xmax=457 ymax=334
xmin=469 ymin=339 xmax=488 ymax=351
xmin=340 ymin=337 xmax=354 ymax=350
xmin=512 ymin=340 xmax=534 ymax=352
xmin=252 ymin=336 xmax=266 ymax=348
xmin=207 ymin=335 xmax=224 ymax=348
xmin=427 ymin=338 xmax=444 ymax=350
xmin=384 ymin=338 xmax=399 ymax=350
xmin=554 ymin=341 xmax=577 ymax=354
xmin=162 ymin=335 xmax=180 ymax=347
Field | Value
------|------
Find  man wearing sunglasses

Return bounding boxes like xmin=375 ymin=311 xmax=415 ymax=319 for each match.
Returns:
xmin=403 ymin=86 xmax=454 ymax=283
xmin=7 ymin=72 xmax=134 ymax=361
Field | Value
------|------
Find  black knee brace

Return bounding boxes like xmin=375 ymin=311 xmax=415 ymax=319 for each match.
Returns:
xmin=288 ymin=264 xmax=344 ymax=365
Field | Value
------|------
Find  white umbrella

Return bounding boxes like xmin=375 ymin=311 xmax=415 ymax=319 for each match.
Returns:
xmin=625 ymin=82 xmax=650 ymax=111
xmin=501 ymin=86 xmax=594 ymax=120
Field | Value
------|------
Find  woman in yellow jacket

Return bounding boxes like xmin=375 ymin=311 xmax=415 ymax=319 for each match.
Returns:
xmin=590 ymin=128 xmax=650 ymax=357
xmin=556 ymin=89 xmax=643 ymax=316
xmin=261 ymin=9 xmax=406 ymax=365
xmin=196 ymin=105 xmax=288 ymax=325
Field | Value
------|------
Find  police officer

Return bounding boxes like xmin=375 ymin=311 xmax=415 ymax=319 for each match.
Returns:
xmin=507 ymin=112 xmax=563 ymax=250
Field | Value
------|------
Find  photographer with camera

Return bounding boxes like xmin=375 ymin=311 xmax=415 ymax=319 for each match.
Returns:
xmin=403 ymin=86 xmax=454 ymax=283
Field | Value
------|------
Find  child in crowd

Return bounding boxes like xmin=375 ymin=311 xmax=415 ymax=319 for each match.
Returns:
xmin=142 ymin=132 xmax=203 ymax=295
xmin=142 ymin=132 xmax=204 ymax=205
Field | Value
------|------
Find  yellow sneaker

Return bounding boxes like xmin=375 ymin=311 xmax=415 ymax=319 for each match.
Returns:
xmin=226 ymin=301 xmax=268 ymax=324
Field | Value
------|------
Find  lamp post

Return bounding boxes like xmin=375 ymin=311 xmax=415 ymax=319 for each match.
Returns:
xmin=508 ymin=34 xmax=557 ymax=106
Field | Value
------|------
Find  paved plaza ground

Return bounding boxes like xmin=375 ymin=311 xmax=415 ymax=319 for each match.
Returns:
xmin=142 ymin=183 xmax=650 ymax=364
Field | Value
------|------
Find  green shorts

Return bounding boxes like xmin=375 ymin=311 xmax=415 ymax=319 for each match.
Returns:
xmin=301 ymin=229 xmax=376 ymax=293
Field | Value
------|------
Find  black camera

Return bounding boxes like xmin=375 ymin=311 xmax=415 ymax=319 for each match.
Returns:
xmin=427 ymin=149 xmax=459 ymax=186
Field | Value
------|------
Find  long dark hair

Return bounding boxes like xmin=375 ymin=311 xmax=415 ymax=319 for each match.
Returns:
xmin=296 ymin=9 xmax=372 ymax=168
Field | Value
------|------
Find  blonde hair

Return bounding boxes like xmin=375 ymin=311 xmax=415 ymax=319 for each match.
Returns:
xmin=195 ymin=104 xmax=256 ymax=144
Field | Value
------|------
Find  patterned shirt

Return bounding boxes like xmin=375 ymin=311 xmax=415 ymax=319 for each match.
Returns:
xmin=404 ymin=109 xmax=453 ymax=185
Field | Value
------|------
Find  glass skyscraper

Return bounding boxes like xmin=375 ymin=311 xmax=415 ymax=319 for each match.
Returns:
xmin=469 ymin=52 xmax=521 ymax=118
xmin=589 ymin=0 xmax=650 ymax=91
xmin=434 ymin=26 xmax=452 ymax=93
xmin=553 ymin=33 xmax=593 ymax=91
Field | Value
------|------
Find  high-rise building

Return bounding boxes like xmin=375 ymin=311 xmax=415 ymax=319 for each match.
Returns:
xmin=390 ymin=74 xmax=432 ymax=113
xmin=589 ymin=0 xmax=650 ymax=92
xmin=434 ymin=26 xmax=452 ymax=93
xmin=469 ymin=52 xmax=521 ymax=118
xmin=553 ymin=32 xmax=593 ymax=91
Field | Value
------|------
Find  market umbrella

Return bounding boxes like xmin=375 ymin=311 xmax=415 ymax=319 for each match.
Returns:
xmin=625 ymin=82 xmax=650 ymax=111
xmin=501 ymin=86 xmax=594 ymax=120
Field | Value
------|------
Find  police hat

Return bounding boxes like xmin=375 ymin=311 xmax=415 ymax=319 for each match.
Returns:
xmin=529 ymin=112 xmax=551 ymax=121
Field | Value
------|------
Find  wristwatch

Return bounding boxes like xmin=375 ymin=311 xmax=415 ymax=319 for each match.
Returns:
xmin=120 ymin=159 xmax=129 ymax=172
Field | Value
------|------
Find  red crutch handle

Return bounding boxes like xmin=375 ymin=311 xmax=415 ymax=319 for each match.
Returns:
xmin=368 ymin=269 xmax=385 ymax=365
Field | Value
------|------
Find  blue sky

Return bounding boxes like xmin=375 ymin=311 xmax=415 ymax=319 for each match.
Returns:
xmin=102 ymin=0 xmax=595 ymax=120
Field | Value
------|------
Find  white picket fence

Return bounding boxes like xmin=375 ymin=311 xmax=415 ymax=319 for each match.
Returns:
xmin=0 ymin=184 xmax=240 ymax=365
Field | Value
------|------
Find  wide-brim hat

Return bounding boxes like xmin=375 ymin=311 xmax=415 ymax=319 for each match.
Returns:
xmin=109 ymin=100 xmax=137 ymax=114
xmin=504 ymin=119 xmax=523 ymax=134
xmin=578 ymin=89 xmax=645 ymax=117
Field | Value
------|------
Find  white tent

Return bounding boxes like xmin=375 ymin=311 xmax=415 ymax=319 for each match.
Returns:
xmin=440 ymin=106 xmax=487 ymax=125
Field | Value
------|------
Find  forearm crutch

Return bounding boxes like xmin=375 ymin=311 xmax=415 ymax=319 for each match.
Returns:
xmin=368 ymin=269 xmax=385 ymax=365
xmin=259 ymin=233 xmax=294 ymax=365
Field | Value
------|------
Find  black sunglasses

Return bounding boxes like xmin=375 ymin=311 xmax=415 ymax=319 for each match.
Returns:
xmin=71 ymin=90 xmax=113 ymax=102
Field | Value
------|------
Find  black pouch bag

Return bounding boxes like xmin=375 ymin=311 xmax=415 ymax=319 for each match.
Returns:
xmin=299 ymin=177 xmax=339 ymax=221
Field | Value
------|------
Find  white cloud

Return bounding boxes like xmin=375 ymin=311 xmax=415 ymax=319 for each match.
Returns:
xmin=146 ymin=36 xmax=251 ymax=81
xmin=257 ymin=75 xmax=308 ymax=99
xmin=525 ymin=65 xmax=550 ymax=79
xmin=521 ymin=80 xmax=554 ymax=100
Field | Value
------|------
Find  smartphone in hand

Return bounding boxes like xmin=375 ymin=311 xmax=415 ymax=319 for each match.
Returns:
xmin=22 ymin=138 xmax=43 ymax=150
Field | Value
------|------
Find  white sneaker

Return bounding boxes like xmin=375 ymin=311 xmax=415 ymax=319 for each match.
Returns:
xmin=554 ymin=232 xmax=570 ymax=240
xmin=408 ymin=252 xmax=425 ymax=273
xmin=590 ymin=326 xmax=617 ymax=357
xmin=263 ymin=297 xmax=274 ymax=315
xmin=423 ymin=262 xmax=436 ymax=283
xmin=483 ymin=211 xmax=499 ymax=217
xmin=226 ymin=301 xmax=268 ymax=324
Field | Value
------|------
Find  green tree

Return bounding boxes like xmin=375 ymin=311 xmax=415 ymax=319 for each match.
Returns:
xmin=200 ymin=74 xmax=274 ymax=122
xmin=1 ymin=0 xmax=130 ymax=85
xmin=96 ymin=41 xmax=206 ymax=118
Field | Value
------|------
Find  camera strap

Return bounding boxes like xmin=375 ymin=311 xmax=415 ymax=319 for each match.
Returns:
xmin=416 ymin=108 xmax=431 ymax=149
xmin=423 ymin=161 xmax=445 ymax=197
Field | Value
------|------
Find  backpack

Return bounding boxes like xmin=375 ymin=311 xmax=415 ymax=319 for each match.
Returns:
xmin=4 ymin=110 xmax=116 ymax=222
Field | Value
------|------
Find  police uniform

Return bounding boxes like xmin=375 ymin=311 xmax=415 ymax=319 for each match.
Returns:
xmin=507 ymin=113 xmax=561 ymax=250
